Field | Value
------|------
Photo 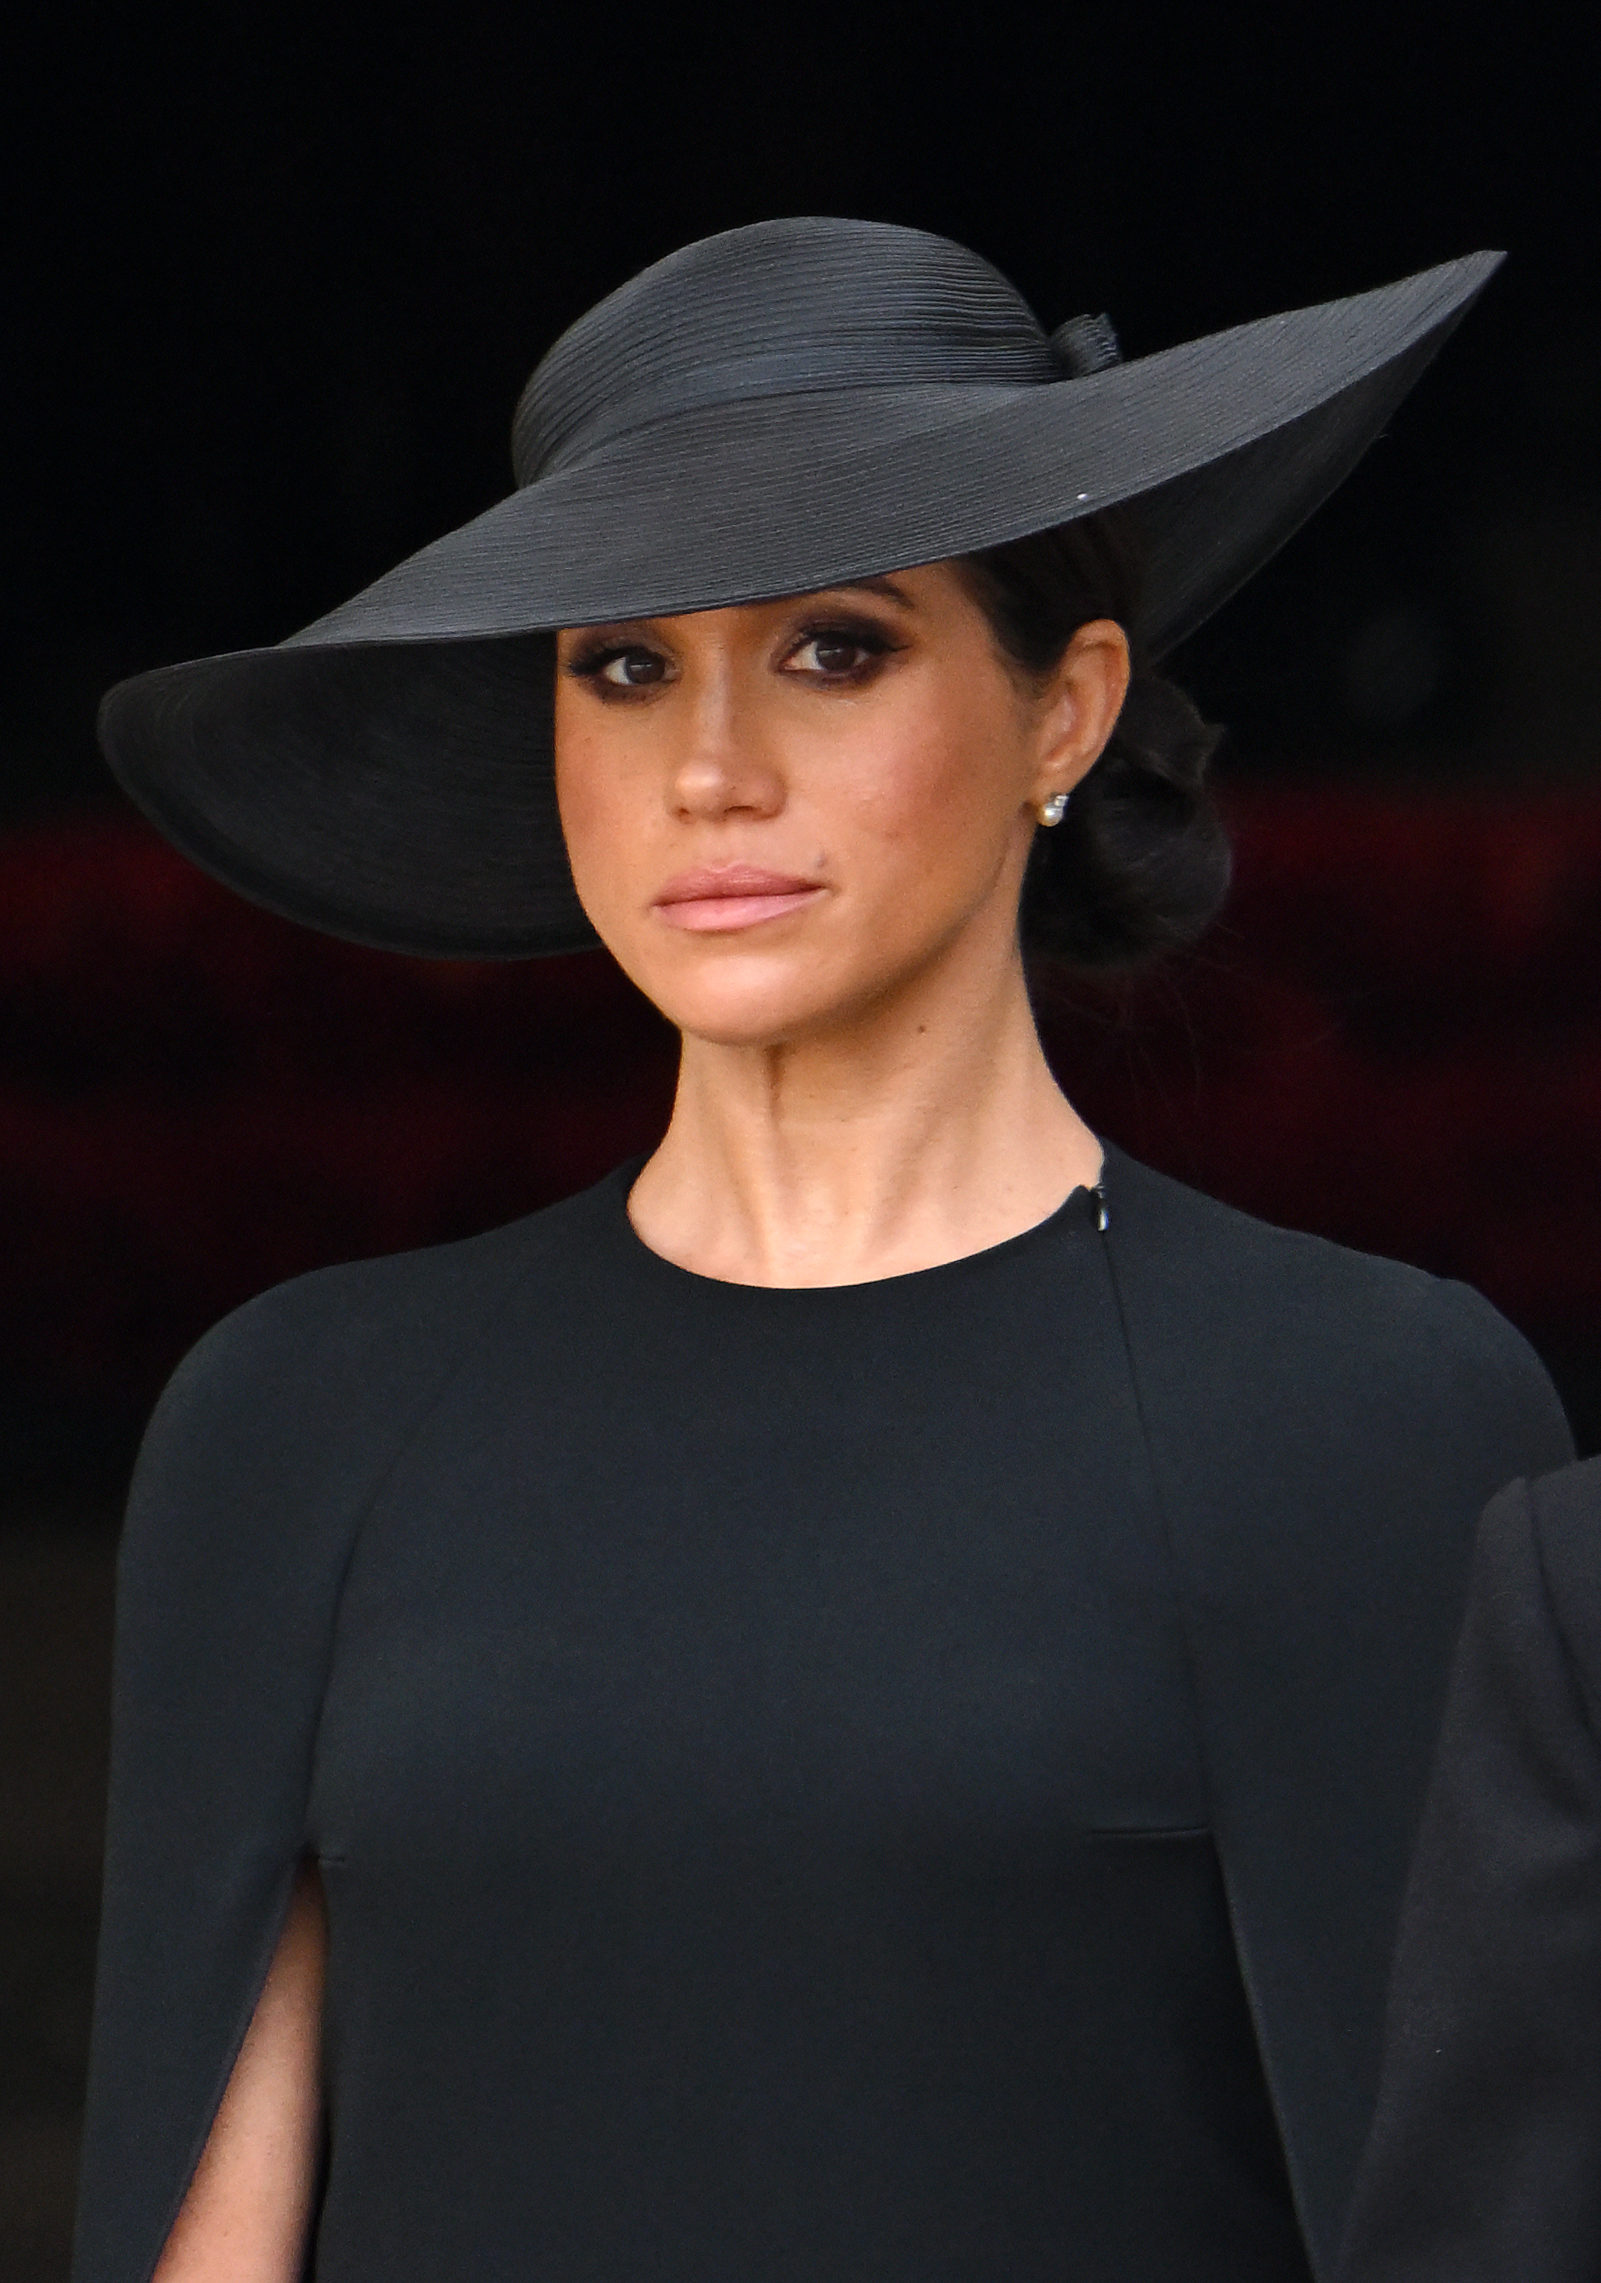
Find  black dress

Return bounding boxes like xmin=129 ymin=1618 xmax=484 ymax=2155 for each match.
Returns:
xmin=71 ymin=1148 xmax=1573 ymax=2283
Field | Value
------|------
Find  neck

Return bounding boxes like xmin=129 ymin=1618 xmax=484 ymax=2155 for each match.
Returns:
xmin=627 ymin=942 xmax=1101 ymax=1287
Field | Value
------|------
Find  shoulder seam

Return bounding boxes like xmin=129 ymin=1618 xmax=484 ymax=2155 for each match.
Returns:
xmin=299 ymin=1228 xmax=553 ymax=1845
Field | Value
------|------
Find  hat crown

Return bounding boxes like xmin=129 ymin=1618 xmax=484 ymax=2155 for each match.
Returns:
xmin=512 ymin=217 xmax=1059 ymax=483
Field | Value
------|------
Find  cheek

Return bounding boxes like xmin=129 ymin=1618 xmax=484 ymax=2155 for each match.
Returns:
xmin=553 ymin=704 xmax=643 ymax=918
xmin=827 ymin=690 xmax=1022 ymax=883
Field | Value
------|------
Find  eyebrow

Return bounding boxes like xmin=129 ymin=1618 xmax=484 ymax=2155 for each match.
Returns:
xmin=824 ymin=576 xmax=917 ymax=609
xmin=562 ymin=575 xmax=919 ymax=645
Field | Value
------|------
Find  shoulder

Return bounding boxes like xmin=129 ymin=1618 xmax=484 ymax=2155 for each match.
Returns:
xmin=1104 ymin=1145 xmax=1570 ymax=1451
xmin=149 ymin=1176 xmax=608 ymax=1438
xmin=1527 ymin=1451 xmax=1601 ymax=1547
xmin=117 ymin=1177 xmax=618 ymax=1598
xmin=1110 ymin=1141 xmax=1511 ymax=1335
xmin=1516 ymin=1456 xmax=1601 ymax=1716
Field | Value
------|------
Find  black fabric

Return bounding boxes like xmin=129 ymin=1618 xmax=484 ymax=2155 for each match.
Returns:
xmin=1337 ymin=1456 xmax=1601 ymax=2281
xmin=93 ymin=220 xmax=1501 ymax=959
xmin=72 ymin=1149 xmax=1574 ymax=2283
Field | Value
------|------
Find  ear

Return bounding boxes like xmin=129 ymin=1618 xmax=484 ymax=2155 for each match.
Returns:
xmin=1028 ymin=619 xmax=1131 ymax=813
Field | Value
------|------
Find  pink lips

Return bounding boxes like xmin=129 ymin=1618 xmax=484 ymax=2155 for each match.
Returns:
xmin=652 ymin=864 xmax=825 ymax=933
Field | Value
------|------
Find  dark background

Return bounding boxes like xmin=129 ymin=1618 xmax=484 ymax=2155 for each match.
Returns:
xmin=4 ymin=8 xmax=1600 ymax=2274
xmin=14 ymin=7 xmax=1601 ymax=824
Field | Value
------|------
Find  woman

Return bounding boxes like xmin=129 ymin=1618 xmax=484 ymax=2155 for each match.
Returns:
xmin=74 ymin=218 xmax=1572 ymax=2283
xmin=1338 ymin=1452 xmax=1601 ymax=2279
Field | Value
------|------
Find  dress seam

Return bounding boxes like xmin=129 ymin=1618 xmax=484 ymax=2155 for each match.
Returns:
xmin=1094 ymin=1195 xmax=1320 ymax=2273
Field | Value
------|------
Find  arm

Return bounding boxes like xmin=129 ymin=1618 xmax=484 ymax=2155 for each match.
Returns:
xmin=70 ymin=1302 xmax=351 ymax=2283
xmin=153 ymin=1863 xmax=326 ymax=2283
xmin=1338 ymin=1468 xmax=1601 ymax=2280
xmin=73 ymin=1235 xmax=528 ymax=2283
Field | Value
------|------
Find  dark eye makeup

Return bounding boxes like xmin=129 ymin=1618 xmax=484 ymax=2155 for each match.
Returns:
xmin=562 ymin=641 xmax=669 ymax=690
xmin=562 ymin=608 xmax=906 ymax=696
xmin=783 ymin=615 xmax=904 ymax=681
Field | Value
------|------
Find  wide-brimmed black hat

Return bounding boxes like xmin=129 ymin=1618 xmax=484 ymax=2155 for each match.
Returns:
xmin=98 ymin=218 xmax=1499 ymax=959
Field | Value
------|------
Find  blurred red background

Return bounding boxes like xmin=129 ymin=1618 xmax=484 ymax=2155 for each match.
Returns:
xmin=4 ymin=789 xmax=1598 ymax=1475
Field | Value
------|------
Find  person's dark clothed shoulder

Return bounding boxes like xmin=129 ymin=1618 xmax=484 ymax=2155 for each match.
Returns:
xmin=1338 ymin=1453 xmax=1601 ymax=2282
xmin=72 ymin=1149 xmax=1574 ymax=2283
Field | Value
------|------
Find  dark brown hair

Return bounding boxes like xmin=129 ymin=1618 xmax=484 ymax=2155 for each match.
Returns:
xmin=956 ymin=518 xmax=1230 ymax=968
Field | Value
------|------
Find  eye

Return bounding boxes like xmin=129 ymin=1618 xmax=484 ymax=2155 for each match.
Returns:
xmin=785 ymin=624 xmax=896 ymax=680
xmin=596 ymin=647 xmax=668 ymax=688
xmin=562 ymin=636 xmax=675 ymax=693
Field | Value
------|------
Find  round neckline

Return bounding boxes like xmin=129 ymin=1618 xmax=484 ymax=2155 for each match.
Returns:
xmin=605 ymin=1155 xmax=1107 ymax=1302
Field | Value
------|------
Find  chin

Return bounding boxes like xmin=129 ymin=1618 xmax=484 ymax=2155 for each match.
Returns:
xmin=621 ymin=943 xmax=867 ymax=1051
xmin=651 ymin=980 xmax=844 ymax=1051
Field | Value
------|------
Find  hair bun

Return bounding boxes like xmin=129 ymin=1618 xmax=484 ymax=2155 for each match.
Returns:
xmin=1025 ymin=674 xmax=1231 ymax=969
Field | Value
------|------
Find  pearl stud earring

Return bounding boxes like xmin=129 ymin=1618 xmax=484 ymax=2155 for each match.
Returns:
xmin=1036 ymin=792 xmax=1070 ymax=827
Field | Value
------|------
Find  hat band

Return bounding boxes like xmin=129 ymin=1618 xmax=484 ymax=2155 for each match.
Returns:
xmin=520 ymin=340 xmax=1060 ymax=483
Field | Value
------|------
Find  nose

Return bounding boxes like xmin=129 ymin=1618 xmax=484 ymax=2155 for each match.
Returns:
xmin=667 ymin=668 xmax=786 ymax=823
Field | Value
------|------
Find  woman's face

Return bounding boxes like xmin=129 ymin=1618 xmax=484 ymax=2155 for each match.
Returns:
xmin=553 ymin=562 xmax=1128 ymax=1048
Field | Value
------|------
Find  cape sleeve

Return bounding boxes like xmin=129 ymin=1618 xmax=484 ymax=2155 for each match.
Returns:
xmin=1336 ymin=1460 xmax=1601 ymax=2281
xmin=1100 ymin=1149 xmax=1577 ymax=2279
xmin=69 ymin=1241 xmax=519 ymax=2283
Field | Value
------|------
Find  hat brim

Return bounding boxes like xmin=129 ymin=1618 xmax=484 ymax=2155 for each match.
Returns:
xmin=99 ymin=253 xmax=1498 ymax=959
